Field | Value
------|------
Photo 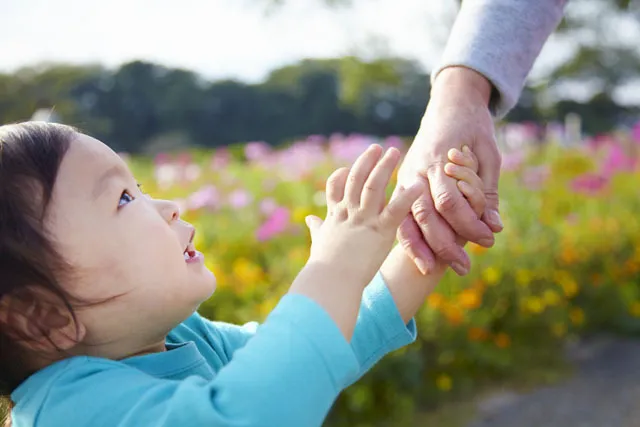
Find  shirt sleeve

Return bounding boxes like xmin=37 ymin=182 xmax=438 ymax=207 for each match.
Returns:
xmin=346 ymin=272 xmax=417 ymax=386
xmin=34 ymin=293 xmax=359 ymax=427
xmin=192 ymin=272 xmax=417 ymax=388
xmin=430 ymin=0 xmax=567 ymax=118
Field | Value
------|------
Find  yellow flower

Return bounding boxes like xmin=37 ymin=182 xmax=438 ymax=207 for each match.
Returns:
xmin=515 ymin=269 xmax=533 ymax=287
xmin=458 ymin=288 xmax=482 ymax=310
xmin=524 ymin=296 xmax=545 ymax=314
xmin=552 ymin=322 xmax=567 ymax=337
xmin=493 ymin=332 xmax=511 ymax=349
xmin=427 ymin=293 xmax=445 ymax=310
xmin=554 ymin=270 xmax=578 ymax=298
xmin=205 ymin=259 xmax=227 ymax=288
xmin=232 ymin=257 xmax=264 ymax=286
xmin=482 ymin=266 xmax=502 ymax=286
xmin=543 ymin=289 xmax=561 ymax=306
xmin=569 ymin=307 xmax=585 ymax=326
xmin=629 ymin=301 xmax=640 ymax=317
xmin=293 ymin=206 xmax=313 ymax=224
xmin=436 ymin=374 xmax=452 ymax=392
xmin=288 ymin=247 xmax=308 ymax=263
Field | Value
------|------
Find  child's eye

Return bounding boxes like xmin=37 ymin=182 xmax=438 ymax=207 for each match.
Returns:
xmin=118 ymin=190 xmax=135 ymax=208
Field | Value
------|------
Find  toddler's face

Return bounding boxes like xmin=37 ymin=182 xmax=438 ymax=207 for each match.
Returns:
xmin=47 ymin=133 xmax=215 ymax=357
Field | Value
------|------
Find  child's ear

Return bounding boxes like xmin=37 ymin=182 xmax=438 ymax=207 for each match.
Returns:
xmin=0 ymin=288 xmax=85 ymax=354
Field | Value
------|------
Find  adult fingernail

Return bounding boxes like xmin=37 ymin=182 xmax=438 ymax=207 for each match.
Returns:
xmin=415 ymin=258 xmax=429 ymax=275
xmin=451 ymin=262 xmax=469 ymax=276
xmin=478 ymin=237 xmax=494 ymax=247
xmin=488 ymin=210 xmax=504 ymax=229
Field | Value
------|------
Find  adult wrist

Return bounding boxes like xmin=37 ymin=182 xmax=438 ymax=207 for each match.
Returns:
xmin=431 ymin=66 xmax=493 ymax=107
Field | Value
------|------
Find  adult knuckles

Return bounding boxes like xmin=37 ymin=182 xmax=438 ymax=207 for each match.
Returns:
xmin=434 ymin=189 xmax=462 ymax=215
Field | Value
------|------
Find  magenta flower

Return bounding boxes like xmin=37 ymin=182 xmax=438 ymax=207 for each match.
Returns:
xmin=256 ymin=207 xmax=290 ymax=241
xmin=211 ymin=149 xmax=231 ymax=170
xmin=601 ymin=143 xmax=634 ymax=178
xmin=632 ymin=121 xmax=640 ymax=144
xmin=259 ymin=198 xmax=278 ymax=215
xmin=501 ymin=150 xmax=525 ymax=172
xmin=571 ymin=173 xmax=608 ymax=195
xmin=383 ymin=136 xmax=405 ymax=151
xmin=522 ymin=165 xmax=550 ymax=190
xmin=187 ymin=185 xmax=220 ymax=211
xmin=244 ymin=141 xmax=271 ymax=162
xmin=154 ymin=152 xmax=170 ymax=166
xmin=227 ymin=189 xmax=252 ymax=209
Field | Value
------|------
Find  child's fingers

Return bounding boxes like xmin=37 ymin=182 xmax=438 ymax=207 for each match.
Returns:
xmin=448 ymin=146 xmax=479 ymax=173
xmin=379 ymin=180 xmax=424 ymax=229
xmin=344 ymin=144 xmax=383 ymax=207
xmin=444 ymin=163 xmax=483 ymax=191
xmin=360 ymin=148 xmax=401 ymax=214
xmin=326 ymin=167 xmax=350 ymax=208
xmin=458 ymin=180 xmax=486 ymax=218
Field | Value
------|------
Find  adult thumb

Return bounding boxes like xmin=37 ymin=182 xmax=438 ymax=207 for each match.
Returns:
xmin=305 ymin=215 xmax=323 ymax=240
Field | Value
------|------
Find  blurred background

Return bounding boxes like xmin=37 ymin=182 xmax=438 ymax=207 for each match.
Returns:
xmin=2 ymin=0 xmax=640 ymax=426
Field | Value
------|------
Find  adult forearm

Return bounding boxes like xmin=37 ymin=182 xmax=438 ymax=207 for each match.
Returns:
xmin=431 ymin=0 xmax=568 ymax=118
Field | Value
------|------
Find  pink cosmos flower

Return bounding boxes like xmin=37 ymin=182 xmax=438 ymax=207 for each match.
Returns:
xmin=256 ymin=207 xmax=291 ymax=241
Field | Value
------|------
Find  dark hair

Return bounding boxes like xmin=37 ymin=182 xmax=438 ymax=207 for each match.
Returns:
xmin=0 ymin=122 xmax=78 ymax=419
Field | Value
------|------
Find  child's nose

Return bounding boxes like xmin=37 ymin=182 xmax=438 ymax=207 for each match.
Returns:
xmin=155 ymin=199 xmax=180 ymax=223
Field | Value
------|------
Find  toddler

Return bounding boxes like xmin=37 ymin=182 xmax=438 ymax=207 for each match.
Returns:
xmin=0 ymin=122 xmax=485 ymax=427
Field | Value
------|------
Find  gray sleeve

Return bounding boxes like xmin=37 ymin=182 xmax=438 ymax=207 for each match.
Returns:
xmin=430 ymin=0 xmax=568 ymax=118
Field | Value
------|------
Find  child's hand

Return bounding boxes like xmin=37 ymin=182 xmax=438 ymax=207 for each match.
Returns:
xmin=304 ymin=144 xmax=423 ymax=288
xmin=444 ymin=145 xmax=486 ymax=221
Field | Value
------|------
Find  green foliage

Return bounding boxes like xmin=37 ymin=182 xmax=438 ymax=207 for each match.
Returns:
xmin=132 ymin=137 xmax=639 ymax=425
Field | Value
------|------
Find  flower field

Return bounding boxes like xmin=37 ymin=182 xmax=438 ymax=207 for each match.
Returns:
xmin=5 ymin=125 xmax=638 ymax=426
xmin=121 ymin=125 xmax=640 ymax=425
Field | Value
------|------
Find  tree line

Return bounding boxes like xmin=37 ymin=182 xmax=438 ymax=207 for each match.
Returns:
xmin=0 ymin=55 xmax=635 ymax=154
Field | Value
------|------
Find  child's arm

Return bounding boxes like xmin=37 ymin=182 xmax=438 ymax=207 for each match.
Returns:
xmin=177 ymin=147 xmax=485 ymax=387
xmin=382 ymin=146 xmax=486 ymax=323
xmin=30 ymin=146 xmax=422 ymax=427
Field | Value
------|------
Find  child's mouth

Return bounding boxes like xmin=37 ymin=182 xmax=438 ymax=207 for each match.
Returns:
xmin=183 ymin=230 xmax=203 ymax=264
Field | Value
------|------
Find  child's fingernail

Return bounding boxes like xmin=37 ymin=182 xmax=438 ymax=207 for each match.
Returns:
xmin=415 ymin=258 xmax=428 ymax=275
xmin=451 ymin=262 xmax=469 ymax=276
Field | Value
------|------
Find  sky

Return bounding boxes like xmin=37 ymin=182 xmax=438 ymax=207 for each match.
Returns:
xmin=2 ymin=0 xmax=638 ymax=104
xmin=1 ymin=0 xmax=565 ymax=82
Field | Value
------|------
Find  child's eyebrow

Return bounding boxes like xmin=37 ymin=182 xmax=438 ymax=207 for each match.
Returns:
xmin=92 ymin=165 xmax=127 ymax=200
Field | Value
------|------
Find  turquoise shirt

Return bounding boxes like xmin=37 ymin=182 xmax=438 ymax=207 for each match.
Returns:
xmin=11 ymin=272 xmax=416 ymax=427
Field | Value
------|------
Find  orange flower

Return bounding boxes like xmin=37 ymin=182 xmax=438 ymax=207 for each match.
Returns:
xmin=458 ymin=288 xmax=482 ymax=310
xmin=560 ymin=245 xmax=578 ymax=265
xmin=468 ymin=242 xmax=488 ymax=256
xmin=493 ymin=332 xmax=511 ymax=349
xmin=569 ymin=307 xmax=585 ymax=326
xmin=590 ymin=273 xmax=603 ymax=287
xmin=468 ymin=327 xmax=489 ymax=342
xmin=443 ymin=304 xmax=464 ymax=325
xmin=427 ymin=293 xmax=445 ymax=310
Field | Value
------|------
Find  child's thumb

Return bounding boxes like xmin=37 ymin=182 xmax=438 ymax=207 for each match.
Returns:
xmin=304 ymin=215 xmax=323 ymax=239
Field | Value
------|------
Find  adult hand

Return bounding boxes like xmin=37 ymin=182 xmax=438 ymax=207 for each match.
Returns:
xmin=394 ymin=66 xmax=503 ymax=276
